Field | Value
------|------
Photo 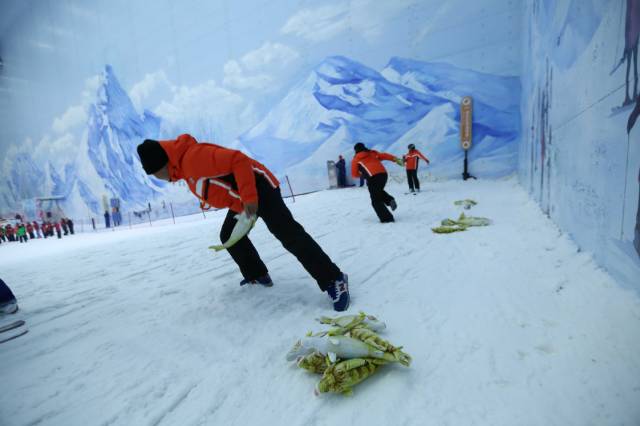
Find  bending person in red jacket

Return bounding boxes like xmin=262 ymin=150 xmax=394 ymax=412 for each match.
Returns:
xmin=351 ymin=142 xmax=402 ymax=223
xmin=403 ymin=143 xmax=430 ymax=193
xmin=136 ymin=134 xmax=350 ymax=311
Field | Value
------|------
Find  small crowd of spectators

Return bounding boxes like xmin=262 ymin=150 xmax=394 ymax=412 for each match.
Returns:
xmin=0 ymin=218 xmax=75 ymax=244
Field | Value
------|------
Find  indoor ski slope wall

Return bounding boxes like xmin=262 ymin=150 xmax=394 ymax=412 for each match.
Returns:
xmin=519 ymin=0 xmax=640 ymax=289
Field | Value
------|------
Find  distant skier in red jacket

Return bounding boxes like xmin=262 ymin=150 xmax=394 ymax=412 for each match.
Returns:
xmin=403 ymin=144 xmax=430 ymax=193
xmin=26 ymin=222 xmax=35 ymax=239
xmin=351 ymin=142 xmax=402 ymax=223
xmin=53 ymin=222 xmax=62 ymax=239
xmin=33 ymin=221 xmax=42 ymax=238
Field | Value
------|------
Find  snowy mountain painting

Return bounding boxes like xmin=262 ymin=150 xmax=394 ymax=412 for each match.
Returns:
xmin=1 ymin=66 xmax=169 ymax=218
xmin=238 ymin=56 xmax=520 ymax=194
xmin=1 ymin=56 xmax=520 ymax=217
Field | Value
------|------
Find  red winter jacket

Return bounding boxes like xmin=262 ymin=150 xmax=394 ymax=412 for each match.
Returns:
xmin=159 ymin=134 xmax=279 ymax=213
xmin=351 ymin=150 xmax=398 ymax=178
xmin=403 ymin=149 xmax=429 ymax=170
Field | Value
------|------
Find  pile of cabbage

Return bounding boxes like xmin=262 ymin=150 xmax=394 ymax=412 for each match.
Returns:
xmin=432 ymin=200 xmax=490 ymax=234
xmin=431 ymin=212 xmax=492 ymax=234
xmin=286 ymin=312 xmax=411 ymax=396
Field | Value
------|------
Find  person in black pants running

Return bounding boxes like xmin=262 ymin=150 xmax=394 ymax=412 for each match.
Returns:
xmin=351 ymin=142 xmax=402 ymax=223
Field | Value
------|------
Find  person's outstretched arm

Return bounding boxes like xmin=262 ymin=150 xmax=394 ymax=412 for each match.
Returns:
xmin=378 ymin=152 xmax=403 ymax=166
xmin=417 ymin=150 xmax=430 ymax=164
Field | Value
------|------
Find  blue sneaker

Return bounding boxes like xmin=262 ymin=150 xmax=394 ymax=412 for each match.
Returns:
xmin=240 ymin=274 xmax=273 ymax=287
xmin=326 ymin=273 xmax=350 ymax=311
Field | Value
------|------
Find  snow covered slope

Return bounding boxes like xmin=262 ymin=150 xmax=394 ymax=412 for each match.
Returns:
xmin=1 ymin=178 xmax=638 ymax=425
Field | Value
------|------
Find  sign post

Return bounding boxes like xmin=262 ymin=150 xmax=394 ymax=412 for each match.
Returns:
xmin=326 ymin=160 xmax=338 ymax=189
xmin=460 ymin=96 xmax=476 ymax=180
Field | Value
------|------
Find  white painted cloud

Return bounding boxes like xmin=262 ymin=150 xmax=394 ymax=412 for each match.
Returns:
xmin=242 ymin=42 xmax=299 ymax=70
xmin=129 ymin=70 xmax=173 ymax=111
xmin=155 ymin=80 xmax=257 ymax=144
xmin=52 ymin=105 xmax=87 ymax=134
xmin=281 ymin=4 xmax=349 ymax=42
xmin=2 ymin=74 xmax=101 ymax=183
xmin=51 ymin=74 xmax=103 ymax=135
xmin=24 ymin=133 xmax=80 ymax=170
xmin=223 ymin=60 xmax=273 ymax=90
xmin=82 ymin=75 xmax=103 ymax=100
xmin=223 ymin=42 xmax=299 ymax=91
xmin=281 ymin=0 xmax=420 ymax=42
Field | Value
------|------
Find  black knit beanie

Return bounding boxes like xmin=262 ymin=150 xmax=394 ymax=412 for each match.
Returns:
xmin=137 ymin=139 xmax=168 ymax=174
xmin=354 ymin=142 xmax=367 ymax=153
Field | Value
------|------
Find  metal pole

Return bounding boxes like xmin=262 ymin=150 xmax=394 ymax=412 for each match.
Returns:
xmin=285 ymin=175 xmax=295 ymax=203
xmin=147 ymin=210 xmax=152 ymax=227
xmin=462 ymin=150 xmax=476 ymax=180
xmin=170 ymin=202 xmax=175 ymax=224
xmin=201 ymin=208 xmax=206 ymax=219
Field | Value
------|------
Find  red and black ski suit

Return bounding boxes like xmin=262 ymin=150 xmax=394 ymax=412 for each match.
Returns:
xmin=403 ymin=148 xmax=429 ymax=192
xmin=157 ymin=134 xmax=341 ymax=289
xmin=351 ymin=149 xmax=399 ymax=223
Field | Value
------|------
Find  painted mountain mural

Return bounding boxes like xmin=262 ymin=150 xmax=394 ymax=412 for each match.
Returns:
xmin=1 ymin=56 xmax=520 ymax=217
xmin=1 ymin=65 xmax=167 ymax=218
xmin=239 ymin=56 xmax=521 ymax=193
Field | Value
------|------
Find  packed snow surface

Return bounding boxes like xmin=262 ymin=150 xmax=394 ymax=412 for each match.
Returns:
xmin=1 ymin=178 xmax=639 ymax=425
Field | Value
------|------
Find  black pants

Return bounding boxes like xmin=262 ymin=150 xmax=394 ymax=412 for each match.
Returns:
xmin=367 ymin=173 xmax=395 ymax=222
xmin=220 ymin=177 xmax=341 ymax=291
xmin=406 ymin=169 xmax=420 ymax=191
xmin=0 ymin=278 xmax=16 ymax=304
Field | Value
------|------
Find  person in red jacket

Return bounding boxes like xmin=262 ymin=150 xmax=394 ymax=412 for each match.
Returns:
xmin=53 ymin=221 xmax=62 ymax=239
xmin=351 ymin=142 xmax=402 ymax=223
xmin=26 ymin=222 xmax=35 ymax=239
xmin=5 ymin=225 xmax=15 ymax=242
xmin=136 ymin=135 xmax=350 ymax=311
xmin=403 ymin=143 xmax=430 ymax=193
xmin=33 ymin=221 xmax=42 ymax=238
